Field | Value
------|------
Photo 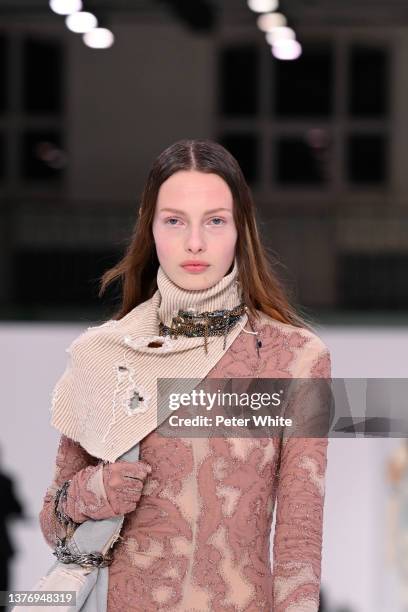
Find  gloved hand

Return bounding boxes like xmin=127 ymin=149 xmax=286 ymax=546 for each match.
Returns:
xmin=60 ymin=459 xmax=152 ymax=523
xmin=102 ymin=459 xmax=152 ymax=515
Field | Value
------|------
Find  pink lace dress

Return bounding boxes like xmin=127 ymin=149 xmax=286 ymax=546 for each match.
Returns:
xmin=39 ymin=317 xmax=331 ymax=611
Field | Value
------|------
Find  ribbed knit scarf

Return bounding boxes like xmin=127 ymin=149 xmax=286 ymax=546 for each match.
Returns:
xmin=49 ymin=256 xmax=248 ymax=462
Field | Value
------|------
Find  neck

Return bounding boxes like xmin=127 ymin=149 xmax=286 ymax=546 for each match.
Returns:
xmin=157 ymin=257 xmax=242 ymax=327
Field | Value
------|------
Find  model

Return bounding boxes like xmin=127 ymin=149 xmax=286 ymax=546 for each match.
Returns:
xmin=39 ymin=138 xmax=332 ymax=611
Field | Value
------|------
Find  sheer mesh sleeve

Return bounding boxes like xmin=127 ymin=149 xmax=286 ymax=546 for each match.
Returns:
xmin=38 ymin=434 xmax=116 ymax=549
xmin=272 ymin=345 xmax=332 ymax=612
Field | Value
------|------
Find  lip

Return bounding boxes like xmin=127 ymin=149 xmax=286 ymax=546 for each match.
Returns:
xmin=181 ymin=260 xmax=209 ymax=266
xmin=181 ymin=261 xmax=209 ymax=273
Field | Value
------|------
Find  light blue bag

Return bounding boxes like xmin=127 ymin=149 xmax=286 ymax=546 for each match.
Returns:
xmin=12 ymin=443 xmax=140 ymax=612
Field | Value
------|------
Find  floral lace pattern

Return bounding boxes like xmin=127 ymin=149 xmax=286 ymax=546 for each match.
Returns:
xmin=39 ymin=316 xmax=331 ymax=611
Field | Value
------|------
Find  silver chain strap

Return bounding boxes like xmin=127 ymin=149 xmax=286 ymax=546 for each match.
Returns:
xmin=53 ymin=536 xmax=116 ymax=568
xmin=52 ymin=478 xmax=120 ymax=568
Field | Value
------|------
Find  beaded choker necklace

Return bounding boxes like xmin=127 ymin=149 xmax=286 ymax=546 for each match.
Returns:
xmin=158 ymin=302 xmax=247 ymax=354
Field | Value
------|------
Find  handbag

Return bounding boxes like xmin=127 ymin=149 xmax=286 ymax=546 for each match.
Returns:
xmin=12 ymin=443 xmax=140 ymax=612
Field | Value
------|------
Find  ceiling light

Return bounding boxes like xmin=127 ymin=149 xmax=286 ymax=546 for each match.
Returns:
xmin=83 ymin=28 xmax=115 ymax=49
xmin=257 ymin=12 xmax=287 ymax=32
xmin=49 ymin=0 xmax=82 ymax=15
xmin=272 ymin=39 xmax=302 ymax=60
xmin=265 ymin=26 xmax=296 ymax=45
xmin=247 ymin=0 xmax=279 ymax=13
xmin=65 ymin=11 xmax=98 ymax=33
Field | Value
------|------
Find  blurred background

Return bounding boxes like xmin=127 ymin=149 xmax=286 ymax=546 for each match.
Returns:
xmin=0 ymin=1 xmax=407 ymax=611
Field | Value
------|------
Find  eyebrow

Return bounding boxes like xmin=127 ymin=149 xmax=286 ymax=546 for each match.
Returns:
xmin=159 ymin=207 xmax=232 ymax=215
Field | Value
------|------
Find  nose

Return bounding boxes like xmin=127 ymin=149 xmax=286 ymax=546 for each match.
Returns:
xmin=184 ymin=224 xmax=206 ymax=253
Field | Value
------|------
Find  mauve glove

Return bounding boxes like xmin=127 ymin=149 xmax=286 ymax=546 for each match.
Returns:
xmin=61 ymin=459 xmax=152 ymax=523
xmin=102 ymin=459 xmax=152 ymax=516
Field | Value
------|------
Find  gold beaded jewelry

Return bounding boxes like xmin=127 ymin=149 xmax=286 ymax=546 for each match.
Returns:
xmin=158 ymin=302 xmax=247 ymax=355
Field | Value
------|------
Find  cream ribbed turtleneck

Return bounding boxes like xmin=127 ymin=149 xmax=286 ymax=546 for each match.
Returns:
xmin=156 ymin=256 xmax=242 ymax=329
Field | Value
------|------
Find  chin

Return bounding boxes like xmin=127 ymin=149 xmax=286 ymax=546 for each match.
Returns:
xmin=176 ymin=270 xmax=214 ymax=290
xmin=181 ymin=277 xmax=212 ymax=290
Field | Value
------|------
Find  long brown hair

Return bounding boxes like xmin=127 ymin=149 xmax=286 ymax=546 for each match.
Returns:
xmin=99 ymin=139 xmax=315 ymax=331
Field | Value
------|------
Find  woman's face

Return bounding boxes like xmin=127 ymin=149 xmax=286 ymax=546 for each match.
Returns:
xmin=152 ymin=170 xmax=237 ymax=290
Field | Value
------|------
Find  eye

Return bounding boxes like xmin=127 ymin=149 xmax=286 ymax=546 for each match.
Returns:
xmin=209 ymin=217 xmax=226 ymax=225
xmin=165 ymin=217 xmax=182 ymax=225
